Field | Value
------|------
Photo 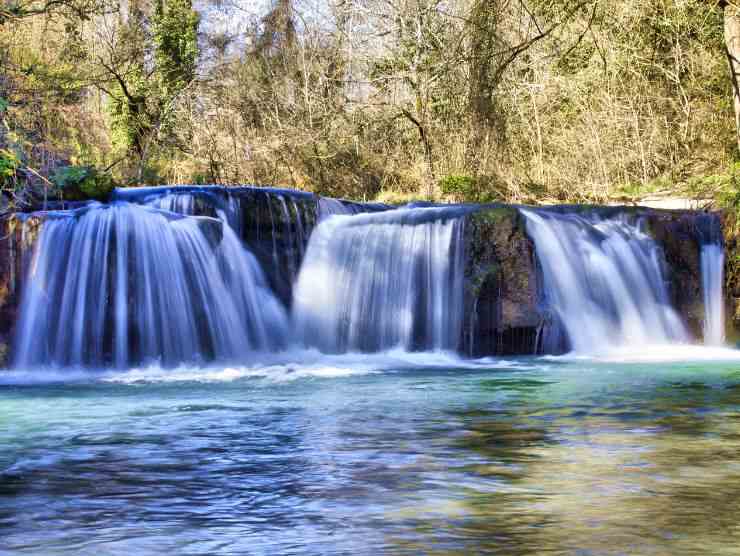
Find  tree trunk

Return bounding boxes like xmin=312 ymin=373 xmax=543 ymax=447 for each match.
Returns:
xmin=723 ymin=1 xmax=740 ymax=153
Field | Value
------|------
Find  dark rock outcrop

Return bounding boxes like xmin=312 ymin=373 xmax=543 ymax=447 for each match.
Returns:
xmin=461 ymin=206 xmax=545 ymax=357
xmin=643 ymin=210 xmax=707 ymax=338
xmin=721 ymin=210 xmax=740 ymax=343
xmin=0 ymin=214 xmax=43 ymax=366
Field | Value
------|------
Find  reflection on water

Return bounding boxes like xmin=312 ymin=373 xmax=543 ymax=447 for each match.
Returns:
xmin=2 ymin=359 xmax=740 ymax=554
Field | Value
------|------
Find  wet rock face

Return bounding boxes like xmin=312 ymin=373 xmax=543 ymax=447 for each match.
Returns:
xmin=0 ymin=214 xmax=43 ymax=367
xmin=230 ymin=189 xmax=318 ymax=307
xmin=462 ymin=207 xmax=544 ymax=357
xmin=461 ymin=206 xmax=721 ymax=356
xmin=644 ymin=210 xmax=707 ymax=339
xmin=721 ymin=210 xmax=740 ymax=343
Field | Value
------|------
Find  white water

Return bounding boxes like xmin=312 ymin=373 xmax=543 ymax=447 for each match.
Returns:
xmin=318 ymin=197 xmax=354 ymax=219
xmin=521 ymin=209 xmax=689 ymax=354
xmin=9 ymin=189 xmax=731 ymax=370
xmin=293 ymin=208 xmax=467 ymax=353
xmin=701 ymin=243 xmax=725 ymax=346
xmin=147 ymin=189 xmax=313 ymax=302
xmin=0 ymin=347 xmax=540 ymax=385
xmin=14 ymin=203 xmax=288 ymax=368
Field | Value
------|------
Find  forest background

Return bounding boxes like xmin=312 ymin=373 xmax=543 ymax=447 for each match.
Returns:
xmin=2 ymin=0 xmax=740 ymax=208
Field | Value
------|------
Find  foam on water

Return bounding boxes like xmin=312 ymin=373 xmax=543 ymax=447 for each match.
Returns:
xmin=542 ymin=344 xmax=740 ymax=364
xmin=0 ymin=350 xmax=536 ymax=386
xmin=103 ymin=350 xmax=537 ymax=384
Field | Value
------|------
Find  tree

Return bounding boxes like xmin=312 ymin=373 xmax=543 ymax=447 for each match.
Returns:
xmin=100 ymin=0 xmax=199 ymax=182
xmin=0 ymin=0 xmax=105 ymax=24
xmin=720 ymin=1 xmax=740 ymax=152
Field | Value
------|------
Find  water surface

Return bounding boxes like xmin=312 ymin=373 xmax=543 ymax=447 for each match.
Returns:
xmin=3 ymin=352 xmax=740 ymax=555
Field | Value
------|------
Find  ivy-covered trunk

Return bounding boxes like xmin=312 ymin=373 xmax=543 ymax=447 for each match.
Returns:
xmin=723 ymin=1 xmax=740 ymax=152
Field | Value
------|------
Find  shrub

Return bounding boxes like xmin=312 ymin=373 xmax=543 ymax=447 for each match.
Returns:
xmin=52 ymin=165 xmax=116 ymax=201
xmin=0 ymin=148 xmax=20 ymax=184
xmin=439 ymin=174 xmax=499 ymax=203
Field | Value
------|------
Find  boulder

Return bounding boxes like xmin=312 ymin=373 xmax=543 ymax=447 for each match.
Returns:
xmin=462 ymin=206 xmax=544 ymax=356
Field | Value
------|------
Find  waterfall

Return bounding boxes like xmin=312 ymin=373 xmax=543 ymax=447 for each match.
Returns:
xmin=293 ymin=208 xmax=467 ymax=353
xmin=135 ymin=188 xmax=315 ymax=305
xmin=318 ymin=197 xmax=356 ymax=219
xmin=14 ymin=203 xmax=288 ymax=368
xmin=521 ymin=209 xmax=689 ymax=353
xmin=146 ymin=190 xmax=243 ymax=236
xmin=692 ymin=212 xmax=726 ymax=346
xmin=701 ymin=244 xmax=725 ymax=345
xmin=317 ymin=197 xmax=388 ymax=220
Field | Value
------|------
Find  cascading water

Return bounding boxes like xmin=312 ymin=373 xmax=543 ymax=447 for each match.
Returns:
xmin=701 ymin=243 xmax=725 ymax=345
xmin=14 ymin=202 xmax=288 ymax=368
xmin=317 ymin=197 xmax=388 ymax=220
xmin=132 ymin=187 xmax=315 ymax=305
xmin=318 ymin=197 xmax=356 ymax=219
xmin=521 ymin=209 xmax=689 ymax=354
xmin=292 ymin=207 xmax=467 ymax=353
xmin=6 ymin=184 xmax=730 ymax=369
xmin=698 ymin=213 xmax=725 ymax=346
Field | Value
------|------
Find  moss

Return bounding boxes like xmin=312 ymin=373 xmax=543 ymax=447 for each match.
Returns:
xmin=473 ymin=206 xmax=515 ymax=224
xmin=52 ymin=165 xmax=116 ymax=201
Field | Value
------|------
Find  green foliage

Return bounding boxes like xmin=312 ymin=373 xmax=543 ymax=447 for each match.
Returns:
xmin=439 ymin=174 xmax=498 ymax=203
xmin=439 ymin=174 xmax=476 ymax=198
xmin=0 ymin=148 xmax=20 ymax=182
xmin=52 ymin=165 xmax=116 ymax=200
xmin=688 ymin=163 xmax=740 ymax=198
xmin=104 ymin=0 xmax=199 ymax=177
xmin=153 ymin=0 xmax=199 ymax=99
xmin=616 ymin=176 xmax=673 ymax=198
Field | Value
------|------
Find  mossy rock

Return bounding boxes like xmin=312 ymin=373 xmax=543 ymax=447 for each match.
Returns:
xmin=462 ymin=206 xmax=541 ymax=356
xmin=52 ymin=165 xmax=116 ymax=201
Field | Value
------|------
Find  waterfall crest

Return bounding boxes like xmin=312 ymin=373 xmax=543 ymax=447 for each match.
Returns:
xmin=293 ymin=208 xmax=467 ymax=353
xmin=14 ymin=203 xmax=288 ymax=368
xmin=521 ymin=209 xmax=689 ymax=353
xmin=136 ymin=188 xmax=314 ymax=305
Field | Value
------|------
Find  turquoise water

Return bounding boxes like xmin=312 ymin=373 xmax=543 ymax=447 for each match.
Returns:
xmin=3 ymin=352 xmax=740 ymax=555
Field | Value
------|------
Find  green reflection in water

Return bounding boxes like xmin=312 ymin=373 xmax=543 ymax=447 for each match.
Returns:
xmin=381 ymin=362 xmax=740 ymax=555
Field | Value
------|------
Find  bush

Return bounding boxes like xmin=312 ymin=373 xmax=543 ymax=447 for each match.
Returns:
xmin=52 ymin=165 xmax=117 ymax=201
xmin=439 ymin=174 xmax=499 ymax=203
xmin=0 ymin=149 xmax=20 ymax=184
